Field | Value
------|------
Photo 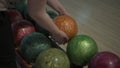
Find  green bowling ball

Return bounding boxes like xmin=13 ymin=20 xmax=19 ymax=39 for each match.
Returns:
xmin=67 ymin=35 xmax=98 ymax=66
xmin=19 ymin=32 xmax=52 ymax=63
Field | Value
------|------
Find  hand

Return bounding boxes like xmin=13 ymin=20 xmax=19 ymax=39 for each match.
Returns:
xmin=58 ymin=10 xmax=71 ymax=16
xmin=51 ymin=30 xmax=69 ymax=44
xmin=47 ymin=0 xmax=70 ymax=16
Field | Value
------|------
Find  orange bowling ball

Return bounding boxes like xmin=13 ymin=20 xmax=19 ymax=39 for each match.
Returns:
xmin=54 ymin=15 xmax=78 ymax=39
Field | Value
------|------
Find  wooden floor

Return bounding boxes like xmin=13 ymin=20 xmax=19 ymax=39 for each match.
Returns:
xmin=48 ymin=0 xmax=120 ymax=68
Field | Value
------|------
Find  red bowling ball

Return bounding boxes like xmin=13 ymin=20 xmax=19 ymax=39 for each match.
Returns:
xmin=12 ymin=19 xmax=36 ymax=47
xmin=88 ymin=51 xmax=120 ymax=68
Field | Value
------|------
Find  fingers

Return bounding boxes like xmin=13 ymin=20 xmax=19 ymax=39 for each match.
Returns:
xmin=49 ymin=30 xmax=69 ymax=44
xmin=50 ymin=34 xmax=68 ymax=44
xmin=62 ymin=37 xmax=68 ymax=44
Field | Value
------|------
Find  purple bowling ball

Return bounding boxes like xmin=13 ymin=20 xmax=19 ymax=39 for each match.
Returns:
xmin=88 ymin=51 xmax=120 ymax=68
